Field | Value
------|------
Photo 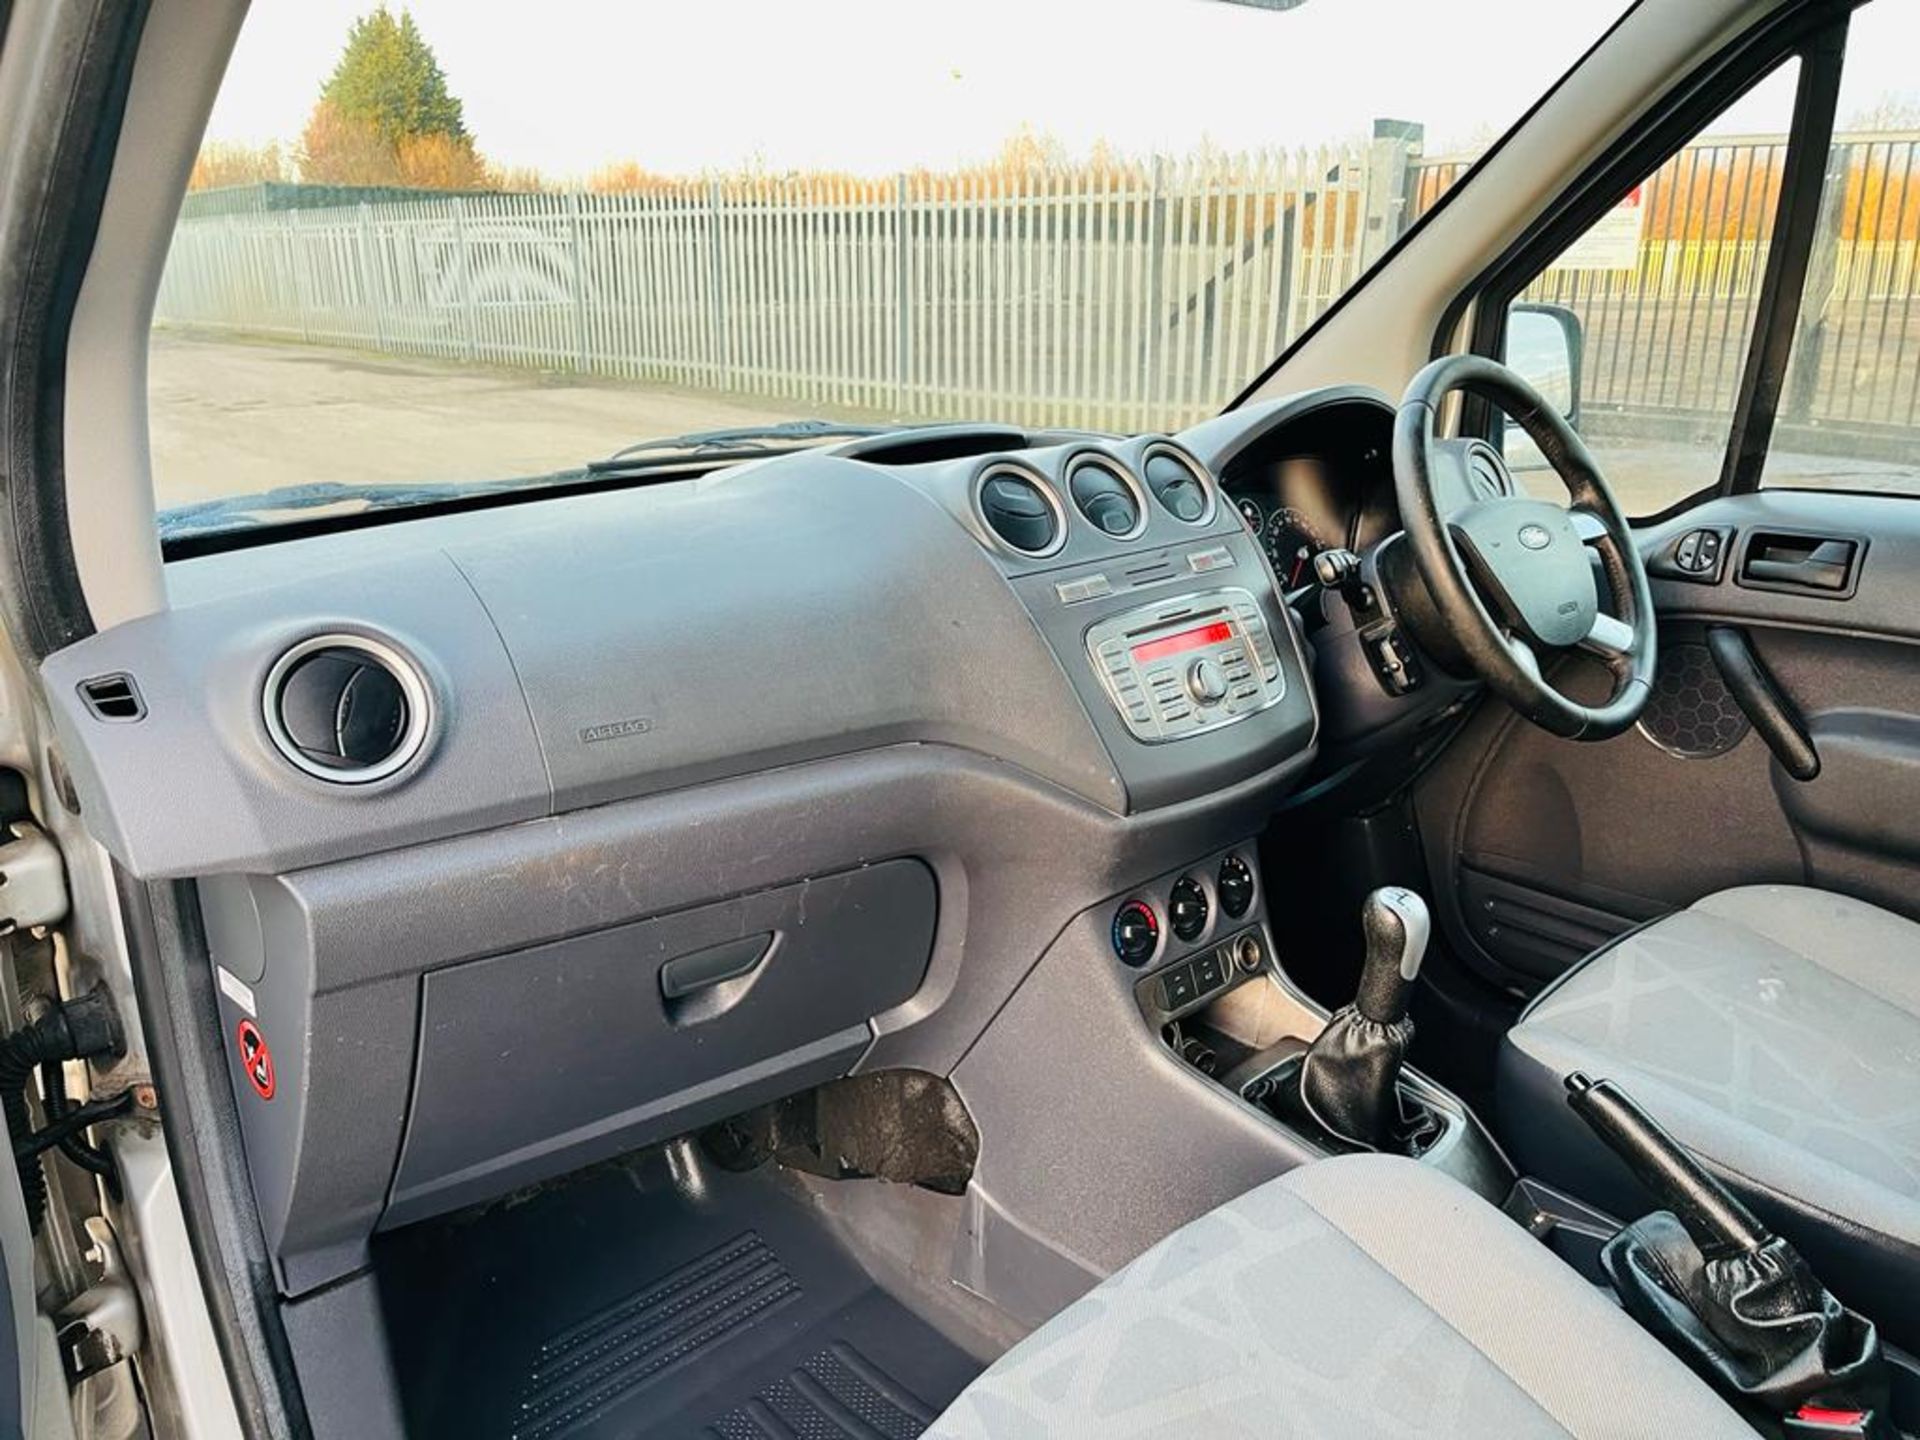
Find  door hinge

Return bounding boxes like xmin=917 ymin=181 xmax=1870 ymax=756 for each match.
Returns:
xmin=55 ymin=1217 xmax=144 ymax=1382
xmin=0 ymin=820 xmax=68 ymax=935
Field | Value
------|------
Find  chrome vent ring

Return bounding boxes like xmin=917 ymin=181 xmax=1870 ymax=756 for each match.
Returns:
xmin=262 ymin=633 xmax=432 ymax=784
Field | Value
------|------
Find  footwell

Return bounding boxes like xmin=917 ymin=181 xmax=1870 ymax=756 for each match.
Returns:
xmin=377 ymin=1156 xmax=981 ymax=1439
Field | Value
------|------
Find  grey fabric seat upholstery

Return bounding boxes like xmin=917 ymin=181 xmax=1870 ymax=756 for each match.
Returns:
xmin=929 ymin=1153 xmax=1750 ymax=1439
xmin=1500 ymin=883 xmax=1920 ymax=1353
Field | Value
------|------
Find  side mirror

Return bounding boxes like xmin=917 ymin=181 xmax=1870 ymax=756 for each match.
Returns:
xmin=1501 ymin=302 xmax=1584 ymax=470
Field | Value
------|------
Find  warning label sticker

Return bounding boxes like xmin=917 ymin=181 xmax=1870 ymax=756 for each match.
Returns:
xmin=236 ymin=1018 xmax=276 ymax=1101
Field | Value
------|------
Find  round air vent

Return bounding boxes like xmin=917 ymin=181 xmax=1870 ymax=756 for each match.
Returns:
xmin=1067 ymin=457 xmax=1145 ymax=539
xmin=263 ymin=634 xmax=431 ymax=783
xmin=1142 ymin=445 xmax=1215 ymax=524
xmin=976 ymin=465 xmax=1065 ymax=557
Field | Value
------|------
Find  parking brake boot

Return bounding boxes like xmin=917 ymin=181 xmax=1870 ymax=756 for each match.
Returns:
xmin=1567 ymin=1073 xmax=1890 ymax=1436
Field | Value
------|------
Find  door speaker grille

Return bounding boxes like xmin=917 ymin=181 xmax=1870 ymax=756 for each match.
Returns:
xmin=1637 ymin=641 xmax=1749 ymax=759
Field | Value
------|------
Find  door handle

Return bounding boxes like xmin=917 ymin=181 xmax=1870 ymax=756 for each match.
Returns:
xmin=1737 ymin=532 xmax=1862 ymax=596
xmin=1704 ymin=626 xmax=1819 ymax=781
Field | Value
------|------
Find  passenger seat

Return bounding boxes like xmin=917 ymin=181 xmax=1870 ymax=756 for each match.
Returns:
xmin=928 ymin=1153 xmax=1752 ymax=1437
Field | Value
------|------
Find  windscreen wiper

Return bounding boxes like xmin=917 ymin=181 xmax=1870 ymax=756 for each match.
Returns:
xmin=156 ymin=478 xmax=540 ymax=542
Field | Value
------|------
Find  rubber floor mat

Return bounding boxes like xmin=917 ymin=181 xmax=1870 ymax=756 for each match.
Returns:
xmin=377 ymin=1159 xmax=982 ymax=1439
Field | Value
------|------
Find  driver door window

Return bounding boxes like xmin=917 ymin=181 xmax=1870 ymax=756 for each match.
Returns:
xmin=1501 ymin=62 xmax=1802 ymax=513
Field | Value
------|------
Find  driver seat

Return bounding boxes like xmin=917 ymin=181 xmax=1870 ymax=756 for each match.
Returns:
xmin=1499 ymin=883 xmax=1920 ymax=1352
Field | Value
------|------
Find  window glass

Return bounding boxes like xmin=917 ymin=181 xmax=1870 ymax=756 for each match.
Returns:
xmin=1502 ymin=63 xmax=1802 ymax=513
xmin=153 ymin=0 xmax=1625 ymax=539
xmin=1762 ymin=0 xmax=1920 ymax=497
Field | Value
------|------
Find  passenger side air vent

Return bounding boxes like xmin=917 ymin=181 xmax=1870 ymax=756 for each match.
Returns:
xmin=77 ymin=673 xmax=145 ymax=722
xmin=1142 ymin=445 xmax=1215 ymax=524
xmin=976 ymin=465 xmax=1065 ymax=557
xmin=263 ymin=635 xmax=431 ymax=783
xmin=1067 ymin=457 xmax=1144 ymax=539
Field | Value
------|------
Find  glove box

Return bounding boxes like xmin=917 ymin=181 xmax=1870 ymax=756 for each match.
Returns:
xmin=385 ymin=858 xmax=936 ymax=1223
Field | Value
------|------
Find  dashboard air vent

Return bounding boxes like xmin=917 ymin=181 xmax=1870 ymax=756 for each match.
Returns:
xmin=977 ymin=466 xmax=1064 ymax=556
xmin=1067 ymin=458 xmax=1144 ymax=538
xmin=263 ymin=635 xmax=430 ymax=783
xmin=1142 ymin=446 xmax=1214 ymax=524
xmin=77 ymin=673 xmax=145 ymax=722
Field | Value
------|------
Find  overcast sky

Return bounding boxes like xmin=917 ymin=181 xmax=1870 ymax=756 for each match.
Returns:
xmin=205 ymin=1 xmax=1920 ymax=180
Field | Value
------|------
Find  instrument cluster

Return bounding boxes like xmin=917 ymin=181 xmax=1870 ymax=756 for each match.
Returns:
xmin=1228 ymin=455 xmax=1357 ymax=593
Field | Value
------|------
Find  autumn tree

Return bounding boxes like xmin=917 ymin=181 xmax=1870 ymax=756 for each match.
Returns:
xmin=298 ymin=100 xmax=398 ymax=185
xmin=297 ymin=7 xmax=489 ymax=190
xmin=188 ymin=140 xmax=289 ymax=191
xmin=991 ymin=125 xmax=1068 ymax=174
xmin=588 ymin=161 xmax=674 ymax=195
xmin=1845 ymin=93 xmax=1920 ymax=133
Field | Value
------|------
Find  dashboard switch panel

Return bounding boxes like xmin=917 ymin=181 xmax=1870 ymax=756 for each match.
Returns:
xmin=1085 ymin=587 xmax=1287 ymax=744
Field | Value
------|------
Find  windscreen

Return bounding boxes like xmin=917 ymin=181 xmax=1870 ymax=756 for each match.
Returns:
xmin=152 ymin=0 xmax=1626 ymax=535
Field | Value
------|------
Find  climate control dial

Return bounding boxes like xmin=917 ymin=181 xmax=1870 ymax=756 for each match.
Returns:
xmin=1169 ymin=875 xmax=1210 ymax=941
xmin=1218 ymin=855 xmax=1255 ymax=918
xmin=1112 ymin=899 xmax=1160 ymax=966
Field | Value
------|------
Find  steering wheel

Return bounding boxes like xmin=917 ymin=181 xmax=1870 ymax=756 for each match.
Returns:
xmin=1392 ymin=354 xmax=1656 ymax=740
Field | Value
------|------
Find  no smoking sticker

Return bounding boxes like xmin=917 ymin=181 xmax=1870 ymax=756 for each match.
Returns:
xmin=236 ymin=1018 xmax=276 ymax=1101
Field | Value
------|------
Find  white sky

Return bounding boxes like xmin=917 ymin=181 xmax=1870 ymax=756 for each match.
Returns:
xmin=206 ymin=1 xmax=1920 ymax=181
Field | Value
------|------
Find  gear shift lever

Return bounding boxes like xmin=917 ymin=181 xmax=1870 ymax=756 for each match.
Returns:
xmin=1352 ymin=886 xmax=1430 ymax=1025
xmin=1297 ymin=887 xmax=1429 ymax=1148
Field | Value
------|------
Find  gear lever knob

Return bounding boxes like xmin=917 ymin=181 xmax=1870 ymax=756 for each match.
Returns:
xmin=1355 ymin=887 xmax=1430 ymax=1025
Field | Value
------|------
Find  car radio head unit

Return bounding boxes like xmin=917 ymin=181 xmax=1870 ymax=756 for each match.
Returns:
xmin=1085 ymin=587 xmax=1286 ymax=743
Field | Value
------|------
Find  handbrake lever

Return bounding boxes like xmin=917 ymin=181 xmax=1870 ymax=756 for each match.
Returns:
xmin=1565 ymin=1072 xmax=1891 ymax=1435
xmin=1564 ymin=1071 xmax=1770 ymax=1258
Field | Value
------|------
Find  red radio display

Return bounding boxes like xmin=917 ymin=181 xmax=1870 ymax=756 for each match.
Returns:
xmin=1130 ymin=620 xmax=1234 ymax=664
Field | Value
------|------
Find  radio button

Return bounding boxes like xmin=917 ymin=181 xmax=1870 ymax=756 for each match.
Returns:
xmin=1056 ymin=573 xmax=1114 ymax=605
xmin=1187 ymin=659 xmax=1229 ymax=705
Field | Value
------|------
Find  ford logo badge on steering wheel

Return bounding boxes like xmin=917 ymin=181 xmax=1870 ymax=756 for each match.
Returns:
xmin=1518 ymin=523 xmax=1553 ymax=550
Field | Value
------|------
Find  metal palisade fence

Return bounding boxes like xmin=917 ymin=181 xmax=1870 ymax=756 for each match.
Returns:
xmin=155 ymin=145 xmax=1394 ymax=434
xmin=156 ymin=131 xmax=1920 ymax=442
xmin=1444 ymin=130 xmax=1920 ymax=447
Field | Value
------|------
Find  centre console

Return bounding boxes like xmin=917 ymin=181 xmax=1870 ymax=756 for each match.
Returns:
xmin=1112 ymin=851 xmax=1515 ymax=1203
xmin=957 ymin=435 xmax=1319 ymax=812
